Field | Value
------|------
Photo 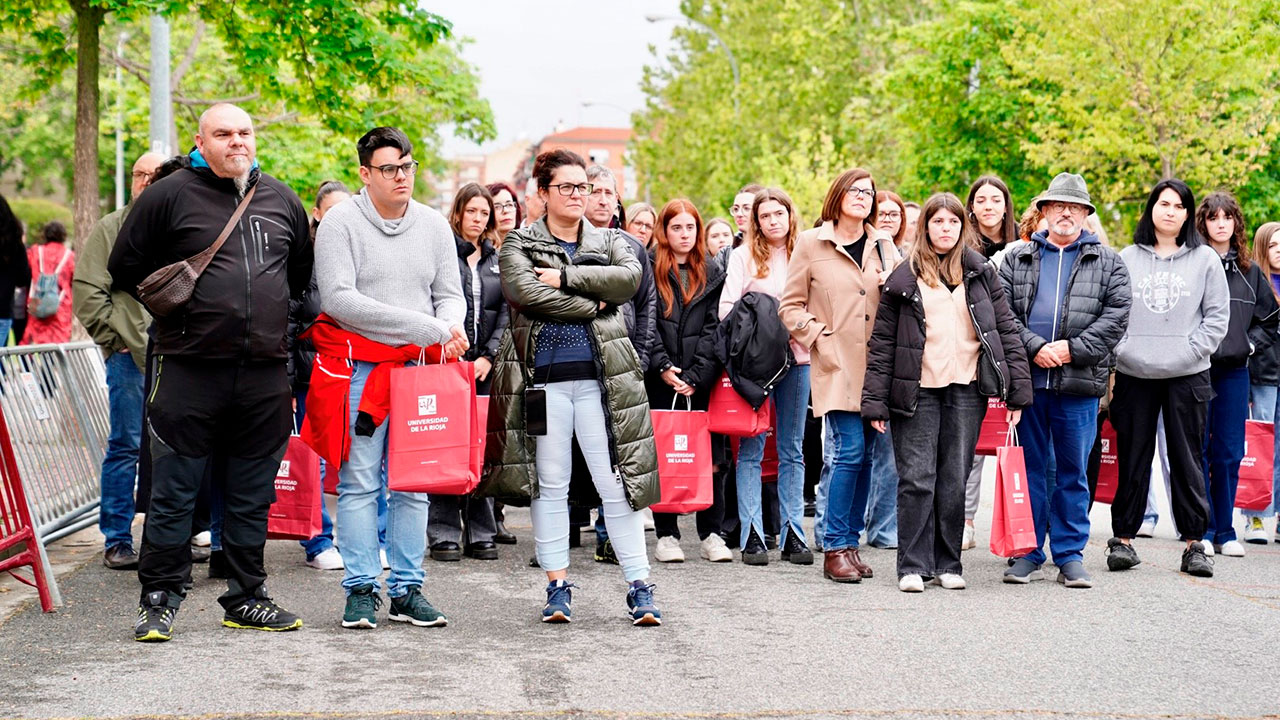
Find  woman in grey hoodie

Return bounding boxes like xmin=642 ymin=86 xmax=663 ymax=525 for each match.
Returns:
xmin=1107 ymin=179 xmax=1229 ymax=578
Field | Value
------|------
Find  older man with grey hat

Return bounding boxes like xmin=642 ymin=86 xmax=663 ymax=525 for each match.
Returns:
xmin=996 ymin=172 xmax=1131 ymax=588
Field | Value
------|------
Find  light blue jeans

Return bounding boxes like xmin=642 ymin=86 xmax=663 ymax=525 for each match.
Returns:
xmin=735 ymin=365 xmax=809 ymax=547
xmin=531 ymin=379 xmax=649 ymax=583
xmin=1244 ymin=383 xmax=1280 ymax=517
xmin=337 ymin=360 xmax=428 ymax=598
xmin=100 ymin=351 xmax=143 ymax=550
xmin=862 ymin=426 xmax=899 ymax=547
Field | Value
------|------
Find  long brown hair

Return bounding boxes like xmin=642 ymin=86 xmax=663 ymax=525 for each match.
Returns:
xmin=449 ymin=182 xmax=497 ymax=244
xmin=1197 ymin=191 xmax=1250 ymax=271
xmin=1252 ymin=222 xmax=1280 ymax=299
xmin=653 ymin=199 xmax=708 ymax=316
xmin=909 ymin=193 xmax=976 ymax=288
xmin=965 ymin=175 xmax=1017 ymax=248
xmin=748 ymin=187 xmax=799 ymax=279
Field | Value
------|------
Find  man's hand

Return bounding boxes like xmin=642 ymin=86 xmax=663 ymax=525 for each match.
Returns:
xmin=1034 ymin=345 xmax=1062 ymax=368
xmin=1006 ymin=408 xmax=1022 ymax=427
xmin=475 ymin=356 xmax=493 ymax=381
xmin=442 ymin=325 xmax=470 ymax=359
xmin=1047 ymin=340 xmax=1072 ymax=365
xmin=535 ymin=267 xmax=562 ymax=289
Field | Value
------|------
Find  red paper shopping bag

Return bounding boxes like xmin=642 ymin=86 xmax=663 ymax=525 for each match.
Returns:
xmin=473 ymin=395 xmax=490 ymax=483
xmin=1236 ymin=420 xmax=1274 ymax=511
xmin=387 ymin=361 xmax=478 ymax=494
xmin=708 ymin=374 xmax=773 ymax=436
xmin=267 ymin=436 xmax=324 ymax=540
xmin=649 ymin=407 xmax=714 ymax=513
xmin=1094 ymin=418 xmax=1119 ymax=504
xmin=989 ymin=429 xmax=1037 ymax=558
xmin=975 ymin=398 xmax=1009 ymax=456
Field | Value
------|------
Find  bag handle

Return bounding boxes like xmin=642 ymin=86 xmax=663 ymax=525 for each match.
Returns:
xmin=670 ymin=394 xmax=694 ymax=411
xmin=186 ymin=185 xmax=258 ymax=275
xmin=1005 ymin=421 xmax=1019 ymax=448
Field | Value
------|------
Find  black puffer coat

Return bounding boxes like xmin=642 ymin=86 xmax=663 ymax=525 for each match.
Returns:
xmin=1212 ymin=250 xmax=1279 ymax=369
xmin=998 ymin=232 xmax=1132 ymax=397
xmin=645 ymin=249 xmax=727 ymax=410
xmin=456 ymin=234 xmax=510 ymax=363
xmin=862 ymin=247 xmax=1032 ymax=420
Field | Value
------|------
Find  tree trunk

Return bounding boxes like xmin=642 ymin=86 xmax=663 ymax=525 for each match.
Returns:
xmin=71 ymin=0 xmax=106 ymax=252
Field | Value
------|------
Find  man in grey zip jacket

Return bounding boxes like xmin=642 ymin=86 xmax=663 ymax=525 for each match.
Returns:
xmin=997 ymin=173 xmax=1130 ymax=588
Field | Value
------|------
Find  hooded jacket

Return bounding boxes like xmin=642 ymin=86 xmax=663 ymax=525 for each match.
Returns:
xmin=1115 ymin=243 xmax=1229 ymax=379
xmin=109 ymin=157 xmax=312 ymax=361
xmin=862 ymin=247 xmax=1032 ymax=420
xmin=998 ymin=230 xmax=1131 ymax=397
xmin=1210 ymin=249 xmax=1278 ymax=369
xmin=476 ymin=218 xmax=658 ymax=510
xmin=645 ymin=248 xmax=727 ymax=410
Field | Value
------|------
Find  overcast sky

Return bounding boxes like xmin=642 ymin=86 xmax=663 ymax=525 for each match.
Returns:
xmin=421 ymin=0 xmax=684 ymax=156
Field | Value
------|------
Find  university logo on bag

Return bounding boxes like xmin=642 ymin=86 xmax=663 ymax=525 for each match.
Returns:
xmin=418 ymin=394 xmax=437 ymax=416
xmin=277 ymin=460 xmax=291 ymax=478
xmin=1100 ymin=438 xmax=1110 ymax=454
xmin=674 ymin=434 xmax=688 ymax=452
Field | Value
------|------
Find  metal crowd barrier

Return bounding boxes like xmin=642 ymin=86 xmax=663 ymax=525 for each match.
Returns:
xmin=0 ymin=342 xmax=110 ymax=543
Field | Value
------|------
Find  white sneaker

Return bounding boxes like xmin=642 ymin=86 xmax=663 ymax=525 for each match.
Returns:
xmin=1244 ymin=517 xmax=1268 ymax=544
xmin=1201 ymin=542 xmax=1215 ymax=557
xmin=654 ymin=536 xmax=685 ymax=563
xmin=699 ymin=533 xmax=733 ymax=562
xmin=642 ymin=508 xmax=656 ymax=532
xmin=961 ymin=525 xmax=976 ymax=550
xmin=898 ymin=574 xmax=924 ymax=593
xmin=931 ymin=573 xmax=967 ymax=590
xmin=191 ymin=530 xmax=212 ymax=547
xmin=379 ymin=549 xmax=390 ymax=569
xmin=1218 ymin=540 xmax=1245 ymax=557
xmin=1137 ymin=519 xmax=1156 ymax=538
xmin=306 ymin=547 xmax=344 ymax=570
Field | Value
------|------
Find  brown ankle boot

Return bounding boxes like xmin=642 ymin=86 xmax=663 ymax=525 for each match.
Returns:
xmin=823 ymin=548 xmax=862 ymax=583
xmin=848 ymin=547 xmax=874 ymax=578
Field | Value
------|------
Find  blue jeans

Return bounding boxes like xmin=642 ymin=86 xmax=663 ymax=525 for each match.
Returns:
xmin=1203 ymin=365 xmax=1249 ymax=543
xmin=1018 ymin=389 xmax=1098 ymax=567
xmin=814 ymin=431 xmax=832 ymax=546
xmin=822 ymin=410 xmax=873 ymax=551
xmin=337 ymin=361 xmax=426 ymax=598
xmin=0 ymin=318 xmax=12 ymax=345
xmin=735 ymin=365 xmax=809 ymax=547
xmin=294 ymin=392 xmax=335 ymax=559
xmin=862 ymin=426 xmax=899 ymax=547
xmin=99 ymin=351 xmax=143 ymax=550
xmin=530 ymin=379 xmax=649 ymax=582
xmin=1244 ymin=383 xmax=1280 ymax=517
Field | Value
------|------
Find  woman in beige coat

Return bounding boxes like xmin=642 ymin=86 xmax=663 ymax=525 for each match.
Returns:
xmin=780 ymin=168 xmax=897 ymax=583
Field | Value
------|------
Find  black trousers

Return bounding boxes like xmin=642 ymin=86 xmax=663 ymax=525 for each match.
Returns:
xmin=1109 ymin=371 xmax=1212 ymax=540
xmin=137 ymin=358 xmax=291 ymax=609
xmin=654 ymin=465 xmax=729 ymax=541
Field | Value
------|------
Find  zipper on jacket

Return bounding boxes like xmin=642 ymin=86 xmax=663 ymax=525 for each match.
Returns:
xmin=1047 ymin=245 xmax=1064 ymax=390
xmin=238 ymin=198 xmax=253 ymax=358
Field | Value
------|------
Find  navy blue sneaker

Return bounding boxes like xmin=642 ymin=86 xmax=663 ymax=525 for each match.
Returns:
xmin=542 ymin=579 xmax=575 ymax=623
xmin=626 ymin=580 xmax=662 ymax=626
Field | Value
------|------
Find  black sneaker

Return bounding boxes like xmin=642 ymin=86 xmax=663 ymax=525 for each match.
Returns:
xmin=342 ymin=584 xmax=382 ymax=629
xmin=1105 ymin=538 xmax=1140 ymax=571
xmin=222 ymin=590 xmax=303 ymax=632
xmin=741 ymin=528 xmax=769 ymax=566
xmin=594 ymin=539 xmax=619 ymax=564
xmin=104 ymin=544 xmax=139 ymax=570
xmin=134 ymin=591 xmax=177 ymax=642
xmin=780 ymin=531 xmax=814 ymax=565
xmin=1181 ymin=542 xmax=1214 ymax=577
xmin=388 ymin=586 xmax=448 ymax=627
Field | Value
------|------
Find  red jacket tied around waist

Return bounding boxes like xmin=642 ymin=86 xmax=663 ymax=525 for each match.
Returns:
xmin=300 ymin=314 xmax=447 ymax=470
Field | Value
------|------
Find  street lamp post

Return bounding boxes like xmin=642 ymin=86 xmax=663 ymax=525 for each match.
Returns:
xmin=645 ymin=14 xmax=740 ymax=115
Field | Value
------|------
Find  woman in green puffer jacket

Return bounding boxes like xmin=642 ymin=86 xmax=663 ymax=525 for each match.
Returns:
xmin=477 ymin=148 xmax=661 ymax=626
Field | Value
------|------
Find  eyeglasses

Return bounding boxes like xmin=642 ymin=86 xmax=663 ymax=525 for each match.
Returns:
xmin=1043 ymin=202 xmax=1085 ymax=215
xmin=846 ymin=187 xmax=876 ymax=200
xmin=494 ymin=201 xmax=517 ymax=212
xmin=548 ymin=183 xmax=594 ymax=197
xmin=877 ymin=211 xmax=901 ymax=220
xmin=131 ymin=170 xmax=154 ymax=180
xmin=630 ymin=221 xmax=654 ymax=232
xmin=364 ymin=161 xmax=419 ymax=180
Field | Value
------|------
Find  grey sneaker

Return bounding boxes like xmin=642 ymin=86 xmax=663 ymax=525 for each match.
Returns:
xmin=1105 ymin=538 xmax=1140 ymax=571
xmin=1180 ymin=542 xmax=1214 ymax=578
xmin=388 ymin=586 xmax=448 ymax=627
xmin=1002 ymin=557 xmax=1044 ymax=584
xmin=1056 ymin=560 xmax=1093 ymax=588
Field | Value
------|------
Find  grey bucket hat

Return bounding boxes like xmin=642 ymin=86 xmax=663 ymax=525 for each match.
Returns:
xmin=1035 ymin=173 xmax=1095 ymax=215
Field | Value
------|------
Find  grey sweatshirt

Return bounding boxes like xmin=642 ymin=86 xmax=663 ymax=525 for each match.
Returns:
xmin=1115 ymin=242 xmax=1229 ymax=379
xmin=315 ymin=188 xmax=465 ymax=347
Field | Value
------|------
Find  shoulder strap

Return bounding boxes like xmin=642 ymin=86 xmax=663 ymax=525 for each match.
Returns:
xmin=187 ymin=184 xmax=258 ymax=274
xmin=53 ymin=246 xmax=70 ymax=275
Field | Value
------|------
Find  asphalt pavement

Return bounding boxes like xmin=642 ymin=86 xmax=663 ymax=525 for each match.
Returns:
xmin=2 ymin=475 xmax=1279 ymax=720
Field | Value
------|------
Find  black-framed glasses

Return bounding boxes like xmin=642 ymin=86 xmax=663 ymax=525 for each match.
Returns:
xmin=494 ymin=201 xmax=517 ymax=212
xmin=131 ymin=170 xmax=154 ymax=180
xmin=877 ymin=211 xmax=902 ymax=220
xmin=364 ymin=161 xmax=419 ymax=180
xmin=548 ymin=182 xmax=594 ymax=197
xmin=846 ymin=187 xmax=876 ymax=200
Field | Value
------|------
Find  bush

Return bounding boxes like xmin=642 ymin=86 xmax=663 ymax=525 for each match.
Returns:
xmin=6 ymin=198 xmax=73 ymax=243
